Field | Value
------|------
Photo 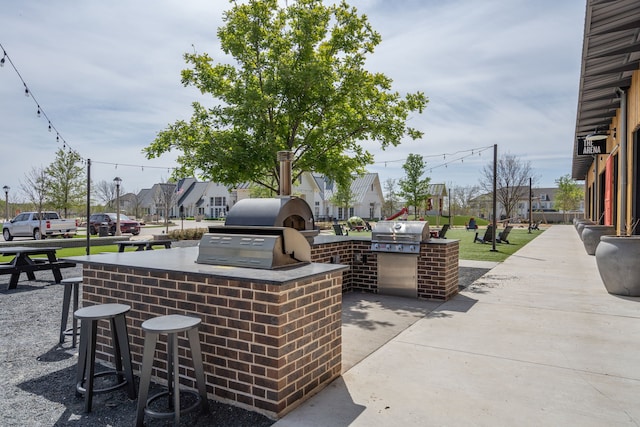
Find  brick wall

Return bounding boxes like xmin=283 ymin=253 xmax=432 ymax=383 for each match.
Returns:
xmin=81 ymin=264 xmax=343 ymax=419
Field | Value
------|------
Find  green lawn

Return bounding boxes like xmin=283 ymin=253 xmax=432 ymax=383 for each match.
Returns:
xmin=447 ymin=226 xmax=544 ymax=262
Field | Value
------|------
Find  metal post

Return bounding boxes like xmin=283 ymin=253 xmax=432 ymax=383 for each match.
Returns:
xmin=528 ymin=177 xmax=532 ymax=233
xmin=2 ymin=185 xmax=9 ymax=221
xmin=491 ymin=144 xmax=498 ymax=252
xmin=86 ymin=159 xmax=91 ymax=255
xmin=114 ymin=176 xmax=122 ymax=236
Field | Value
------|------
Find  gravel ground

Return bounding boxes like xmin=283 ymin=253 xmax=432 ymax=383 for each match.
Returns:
xmin=0 ymin=241 xmax=275 ymax=427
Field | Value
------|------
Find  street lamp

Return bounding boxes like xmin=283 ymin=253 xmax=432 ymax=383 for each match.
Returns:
xmin=2 ymin=185 xmax=9 ymax=221
xmin=113 ymin=177 xmax=122 ymax=236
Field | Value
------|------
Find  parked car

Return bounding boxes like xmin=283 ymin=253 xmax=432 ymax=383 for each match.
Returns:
xmin=2 ymin=211 xmax=77 ymax=240
xmin=89 ymin=213 xmax=141 ymax=236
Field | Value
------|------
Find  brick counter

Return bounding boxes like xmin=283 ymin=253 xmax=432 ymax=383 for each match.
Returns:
xmin=69 ymin=248 xmax=347 ymax=419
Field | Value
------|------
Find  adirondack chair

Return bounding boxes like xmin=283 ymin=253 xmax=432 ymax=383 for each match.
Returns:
xmin=497 ymin=225 xmax=513 ymax=244
xmin=474 ymin=225 xmax=494 ymax=244
xmin=436 ymin=223 xmax=450 ymax=239
xmin=332 ymin=224 xmax=348 ymax=236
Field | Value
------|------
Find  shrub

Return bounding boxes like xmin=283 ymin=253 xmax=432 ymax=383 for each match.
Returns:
xmin=167 ymin=227 xmax=207 ymax=240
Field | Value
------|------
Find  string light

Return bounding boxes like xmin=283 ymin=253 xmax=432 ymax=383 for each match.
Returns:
xmin=0 ymin=43 xmax=178 ymax=175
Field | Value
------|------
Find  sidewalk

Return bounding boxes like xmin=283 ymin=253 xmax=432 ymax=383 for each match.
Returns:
xmin=275 ymin=225 xmax=640 ymax=426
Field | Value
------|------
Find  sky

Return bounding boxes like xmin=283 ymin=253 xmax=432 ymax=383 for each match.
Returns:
xmin=0 ymin=0 xmax=585 ymax=202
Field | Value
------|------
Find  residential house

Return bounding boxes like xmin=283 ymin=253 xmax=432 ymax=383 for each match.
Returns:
xmin=318 ymin=173 xmax=384 ymax=220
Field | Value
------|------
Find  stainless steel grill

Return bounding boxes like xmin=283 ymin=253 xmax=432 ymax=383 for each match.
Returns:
xmin=371 ymin=221 xmax=430 ymax=253
xmin=371 ymin=220 xmax=430 ymax=298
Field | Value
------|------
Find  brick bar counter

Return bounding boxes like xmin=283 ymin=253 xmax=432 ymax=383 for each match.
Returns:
xmin=311 ymin=235 xmax=459 ymax=300
xmin=68 ymin=247 xmax=347 ymax=419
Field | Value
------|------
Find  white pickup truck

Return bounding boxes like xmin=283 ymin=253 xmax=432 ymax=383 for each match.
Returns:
xmin=2 ymin=211 xmax=77 ymax=240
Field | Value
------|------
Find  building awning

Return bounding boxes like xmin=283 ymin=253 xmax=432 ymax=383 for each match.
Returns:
xmin=572 ymin=0 xmax=640 ymax=180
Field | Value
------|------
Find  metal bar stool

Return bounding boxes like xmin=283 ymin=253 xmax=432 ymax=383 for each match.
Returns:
xmin=59 ymin=277 xmax=82 ymax=347
xmin=135 ymin=314 xmax=208 ymax=426
xmin=74 ymin=303 xmax=136 ymax=413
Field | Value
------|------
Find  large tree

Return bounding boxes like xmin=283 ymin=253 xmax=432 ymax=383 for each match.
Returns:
xmin=144 ymin=0 xmax=427 ymax=193
xmin=480 ymin=152 xmax=534 ymax=221
xmin=45 ymin=148 xmax=85 ymax=218
xmin=398 ymin=153 xmax=430 ymax=218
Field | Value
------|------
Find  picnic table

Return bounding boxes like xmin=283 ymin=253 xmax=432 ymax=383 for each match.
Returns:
xmin=0 ymin=246 xmax=76 ymax=290
xmin=117 ymin=239 xmax=172 ymax=253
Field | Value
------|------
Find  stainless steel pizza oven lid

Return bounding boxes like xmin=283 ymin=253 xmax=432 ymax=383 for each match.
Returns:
xmin=224 ymin=196 xmax=318 ymax=243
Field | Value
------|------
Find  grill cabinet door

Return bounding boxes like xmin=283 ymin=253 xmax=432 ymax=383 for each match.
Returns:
xmin=377 ymin=253 xmax=418 ymax=298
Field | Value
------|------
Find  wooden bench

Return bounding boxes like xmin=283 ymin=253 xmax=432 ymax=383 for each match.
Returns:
xmin=117 ymin=240 xmax=172 ymax=253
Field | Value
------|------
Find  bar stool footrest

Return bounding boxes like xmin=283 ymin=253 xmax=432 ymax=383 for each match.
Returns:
xmin=76 ymin=370 xmax=130 ymax=396
xmin=144 ymin=389 xmax=203 ymax=420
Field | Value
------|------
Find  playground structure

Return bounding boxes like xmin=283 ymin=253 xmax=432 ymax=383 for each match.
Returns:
xmin=386 ymin=207 xmax=408 ymax=221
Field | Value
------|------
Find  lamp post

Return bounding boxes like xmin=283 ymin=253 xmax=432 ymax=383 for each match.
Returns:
xmin=2 ymin=185 xmax=9 ymax=221
xmin=113 ymin=177 xmax=122 ymax=236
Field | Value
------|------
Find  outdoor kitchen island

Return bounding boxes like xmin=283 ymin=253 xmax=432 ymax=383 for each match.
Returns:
xmin=66 ymin=246 xmax=347 ymax=420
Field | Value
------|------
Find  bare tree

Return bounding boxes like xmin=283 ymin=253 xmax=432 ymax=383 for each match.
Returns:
xmin=125 ymin=190 xmax=144 ymax=220
xmin=20 ymin=166 xmax=48 ymax=239
xmin=382 ymin=178 xmax=400 ymax=219
xmin=154 ymin=181 xmax=177 ymax=233
xmin=480 ymin=153 xmax=535 ymax=220
xmin=451 ymin=185 xmax=481 ymax=216
xmin=94 ymin=180 xmax=122 ymax=210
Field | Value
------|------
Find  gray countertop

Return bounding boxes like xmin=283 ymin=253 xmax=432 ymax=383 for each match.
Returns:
xmin=65 ymin=246 xmax=348 ymax=285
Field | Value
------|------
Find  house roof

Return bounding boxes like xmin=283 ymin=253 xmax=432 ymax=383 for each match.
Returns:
xmin=427 ymin=183 xmax=447 ymax=197
xmin=322 ymin=173 xmax=379 ymax=204
xmin=572 ymin=0 xmax=640 ymax=180
xmin=178 ymin=182 xmax=209 ymax=208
